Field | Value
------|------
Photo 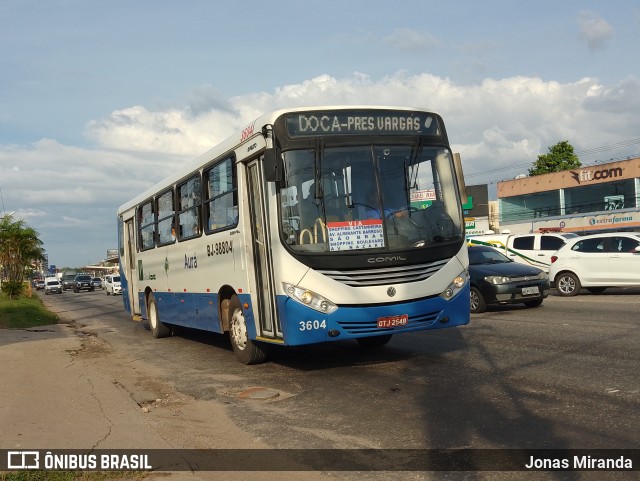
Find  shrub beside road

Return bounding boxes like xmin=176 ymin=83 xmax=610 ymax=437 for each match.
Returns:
xmin=0 ymin=291 xmax=59 ymax=329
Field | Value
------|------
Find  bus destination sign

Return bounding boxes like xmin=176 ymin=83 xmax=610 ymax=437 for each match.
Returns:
xmin=286 ymin=110 xmax=440 ymax=137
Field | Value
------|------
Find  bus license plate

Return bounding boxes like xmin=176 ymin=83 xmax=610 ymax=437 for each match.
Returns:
xmin=377 ymin=314 xmax=408 ymax=329
xmin=522 ymin=286 xmax=539 ymax=296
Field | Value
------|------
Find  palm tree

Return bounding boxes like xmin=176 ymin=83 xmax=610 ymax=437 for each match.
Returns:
xmin=0 ymin=214 xmax=46 ymax=299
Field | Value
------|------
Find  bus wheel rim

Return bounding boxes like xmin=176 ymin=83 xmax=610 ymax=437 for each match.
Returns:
xmin=149 ymin=302 xmax=157 ymax=328
xmin=231 ymin=309 xmax=248 ymax=351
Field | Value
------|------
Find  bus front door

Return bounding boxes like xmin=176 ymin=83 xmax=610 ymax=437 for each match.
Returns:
xmin=123 ymin=217 xmax=140 ymax=317
xmin=246 ymin=160 xmax=282 ymax=339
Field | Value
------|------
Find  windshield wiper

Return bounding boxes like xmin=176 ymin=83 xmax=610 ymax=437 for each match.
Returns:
xmin=314 ymin=138 xmax=324 ymax=200
xmin=406 ymin=139 xmax=423 ymax=213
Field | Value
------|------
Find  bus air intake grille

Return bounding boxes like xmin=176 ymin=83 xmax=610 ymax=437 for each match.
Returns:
xmin=336 ymin=311 xmax=441 ymax=335
xmin=317 ymin=259 xmax=449 ymax=287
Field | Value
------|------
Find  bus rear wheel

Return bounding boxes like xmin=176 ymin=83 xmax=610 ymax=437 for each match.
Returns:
xmin=228 ymin=295 xmax=266 ymax=365
xmin=148 ymin=294 xmax=171 ymax=338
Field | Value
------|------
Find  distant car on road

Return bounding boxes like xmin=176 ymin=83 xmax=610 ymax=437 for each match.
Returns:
xmin=34 ymin=279 xmax=45 ymax=290
xmin=104 ymin=274 xmax=122 ymax=295
xmin=61 ymin=270 xmax=78 ymax=291
xmin=92 ymin=277 xmax=103 ymax=289
xmin=468 ymin=245 xmax=550 ymax=313
xmin=44 ymin=278 xmax=63 ymax=295
xmin=73 ymin=274 xmax=94 ymax=293
xmin=549 ymin=232 xmax=640 ymax=296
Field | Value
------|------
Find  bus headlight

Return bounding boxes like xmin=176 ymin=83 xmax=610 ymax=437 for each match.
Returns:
xmin=440 ymin=270 xmax=469 ymax=300
xmin=282 ymin=283 xmax=338 ymax=314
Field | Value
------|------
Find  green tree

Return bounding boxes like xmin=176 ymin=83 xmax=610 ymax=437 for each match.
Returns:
xmin=528 ymin=140 xmax=581 ymax=176
xmin=0 ymin=214 xmax=46 ymax=299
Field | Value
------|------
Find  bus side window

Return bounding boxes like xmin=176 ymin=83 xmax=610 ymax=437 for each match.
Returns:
xmin=204 ymin=157 xmax=238 ymax=232
xmin=178 ymin=175 xmax=202 ymax=240
xmin=138 ymin=201 xmax=155 ymax=250
xmin=156 ymin=189 xmax=175 ymax=245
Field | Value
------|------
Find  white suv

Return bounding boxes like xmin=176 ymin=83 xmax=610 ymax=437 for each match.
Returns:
xmin=104 ymin=274 xmax=122 ymax=295
xmin=549 ymin=232 xmax=640 ymax=296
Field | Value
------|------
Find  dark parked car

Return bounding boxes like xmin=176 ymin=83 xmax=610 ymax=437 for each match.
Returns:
xmin=468 ymin=245 xmax=550 ymax=313
xmin=92 ymin=277 xmax=103 ymax=289
xmin=73 ymin=274 xmax=94 ymax=293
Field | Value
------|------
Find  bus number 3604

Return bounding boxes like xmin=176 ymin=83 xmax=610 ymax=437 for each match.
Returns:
xmin=299 ymin=320 xmax=327 ymax=331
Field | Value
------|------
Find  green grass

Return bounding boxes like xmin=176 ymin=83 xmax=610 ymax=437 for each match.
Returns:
xmin=0 ymin=291 xmax=59 ymax=329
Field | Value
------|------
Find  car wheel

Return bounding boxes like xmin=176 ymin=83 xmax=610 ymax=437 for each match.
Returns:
xmin=356 ymin=334 xmax=393 ymax=347
xmin=228 ymin=295 xmax=266 ymax=365
xmin=470 ymin=287 xmax=487 ymax=314
xmin=524 ymin=299 xmax=543 ymax=308
xmin=147 ymin=294 xmax=171 ymax=338
xmin=555 ymin=272 xmax=581 ymax=297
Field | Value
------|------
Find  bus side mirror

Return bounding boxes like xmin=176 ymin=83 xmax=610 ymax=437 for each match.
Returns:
xmin=263 ymin=148 xmax=284 ymax=183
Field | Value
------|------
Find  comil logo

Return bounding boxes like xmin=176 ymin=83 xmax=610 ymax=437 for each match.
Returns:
xmin=571 ymin=167 xmax=623 ymax=184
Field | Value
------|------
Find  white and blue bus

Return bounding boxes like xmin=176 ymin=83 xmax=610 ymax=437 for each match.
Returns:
xmin=117 ymin=106 xmax=470 ymax=364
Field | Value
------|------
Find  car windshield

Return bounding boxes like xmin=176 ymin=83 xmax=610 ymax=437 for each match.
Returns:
xmin=77 ymin=276 xmax=91 ymax=281
xmin=47 ymin=281 xmax=59 ymax=286
xmin=469 ymin=248 xmax=511 ymax=265
xmin=112 ymin=276 xmax=120 ymax=282
xmin=279 ymin=144 xmax=463 ymax=254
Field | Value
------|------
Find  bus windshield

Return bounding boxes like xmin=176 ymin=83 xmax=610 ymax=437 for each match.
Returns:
xmin=279 ymin=144 xmax=464 ymax=254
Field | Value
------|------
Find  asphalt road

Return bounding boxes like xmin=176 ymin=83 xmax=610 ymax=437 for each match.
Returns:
xmin=34 ymin=286 xmax=639 ymax=479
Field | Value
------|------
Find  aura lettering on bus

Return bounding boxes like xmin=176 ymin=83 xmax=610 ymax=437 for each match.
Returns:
xmin=184 ymin=253 xmax=198 ymax=269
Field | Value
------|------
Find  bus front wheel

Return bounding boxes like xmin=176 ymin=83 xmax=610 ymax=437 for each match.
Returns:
xmin=148 ymin=294 xmax=171 ymax=338
xmin=228 ymin=295 xmax=266 ymax=365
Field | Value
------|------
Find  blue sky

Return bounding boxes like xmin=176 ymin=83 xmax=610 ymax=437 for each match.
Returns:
xmin=1 ymin=0 xmax=640 ymax=267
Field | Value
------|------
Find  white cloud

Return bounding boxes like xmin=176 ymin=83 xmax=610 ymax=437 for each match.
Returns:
xmin=3 ymin=71 xmax=640 ymax=266
xmin=577 ymin=11 xmax=613 ymax=52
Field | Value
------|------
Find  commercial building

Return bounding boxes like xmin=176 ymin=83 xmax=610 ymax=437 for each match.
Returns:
xmin=496 ymin=157 xmax=640 ymax=234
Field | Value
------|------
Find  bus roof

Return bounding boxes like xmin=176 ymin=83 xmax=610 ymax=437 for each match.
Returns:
xmin=117 ymin=105 xmax=437 ymax=215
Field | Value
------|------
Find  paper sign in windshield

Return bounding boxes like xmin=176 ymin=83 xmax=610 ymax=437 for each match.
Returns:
xmin=327 ymin=220 xmax=385 ymax=251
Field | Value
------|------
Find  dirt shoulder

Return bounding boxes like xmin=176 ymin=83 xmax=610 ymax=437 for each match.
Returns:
xmin=0 ymin=316 xmax=336 ymax=481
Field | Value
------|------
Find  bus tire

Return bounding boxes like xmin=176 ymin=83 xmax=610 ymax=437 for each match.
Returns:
xmin=148 ymin=294 xmax=171 ymax=338
xmin=228 ymin=295 xmax=266 ymax=365
xmin=356 ymin=334 xmax=392 ymax=348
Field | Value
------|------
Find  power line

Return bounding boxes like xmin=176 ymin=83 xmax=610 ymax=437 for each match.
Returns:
xmin=463 ymin=138 xmax=640 ymax=182
xmin=576 ymin=138 xmax=640 ymax=157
